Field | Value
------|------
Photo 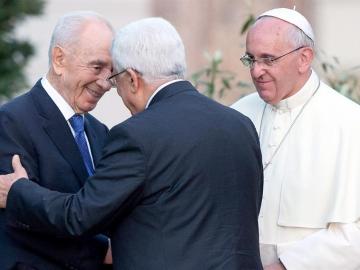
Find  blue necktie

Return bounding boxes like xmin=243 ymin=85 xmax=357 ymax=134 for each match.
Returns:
xmin=69 ymin=114 xmax=95 ymax=176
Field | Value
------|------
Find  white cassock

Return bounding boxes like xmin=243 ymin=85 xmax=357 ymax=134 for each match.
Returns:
xmin=232 ymin=70 xmax=360 ymax=270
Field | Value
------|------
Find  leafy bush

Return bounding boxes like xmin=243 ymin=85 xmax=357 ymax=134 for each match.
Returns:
xmin=0 ymin=0 xmax=45 ymax=103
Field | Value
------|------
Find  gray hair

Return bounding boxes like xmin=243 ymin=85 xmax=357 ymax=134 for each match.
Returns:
xmin=286 ymin=23 xmax=315 ymax=50
xmin=48 ymin=11 xmax=113 ymax=64
xmin=111 ymin=17 xmax=186 ymax=82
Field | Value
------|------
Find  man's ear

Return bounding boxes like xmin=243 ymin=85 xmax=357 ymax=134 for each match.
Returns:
xmin=51 ymin=46 xmax=66 ymax=75
xmin=298 ymin=47 xmax=314 ymax=74
xmin=127 ymin=69 xmax=141 ymax=93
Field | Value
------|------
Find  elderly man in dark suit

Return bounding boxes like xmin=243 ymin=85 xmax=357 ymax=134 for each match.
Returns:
xmin=0 ymin=11 xmax=113 ymax=270
xmin=0 ymin=17 xmax=263 ymax=270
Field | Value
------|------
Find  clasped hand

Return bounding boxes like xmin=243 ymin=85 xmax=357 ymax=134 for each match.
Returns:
xmin=0 ymin=155 xmax=28 ymax=208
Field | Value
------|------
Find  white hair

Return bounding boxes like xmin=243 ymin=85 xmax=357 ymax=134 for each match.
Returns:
xmin=48 ymin=11 xmax=113 ymax=64
xmin=111 ymin=17 xmax=186 ymax=82
xmin=286 ymin=23 xmax=315 ymax=50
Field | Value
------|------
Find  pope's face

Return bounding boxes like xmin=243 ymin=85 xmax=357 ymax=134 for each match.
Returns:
xmin=246 ymin=17 xmax=304 ymax=105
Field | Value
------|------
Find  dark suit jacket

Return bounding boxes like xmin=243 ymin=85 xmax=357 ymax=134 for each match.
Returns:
xmin=0 ymin=80 xmax=109 ymax=270
xmin=7 ymin=81 xmax=263 ymax=270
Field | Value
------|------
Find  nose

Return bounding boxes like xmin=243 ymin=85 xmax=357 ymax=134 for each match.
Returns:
xmin=102 ymin=68 xmax=112 ymax=80
xmin=97 ymin=79 xmax=112 ymax=92
xmin=97 ymin=69 xmax=113 ymax=91
xmin=250 ymin=61 xmax=266 ymax=79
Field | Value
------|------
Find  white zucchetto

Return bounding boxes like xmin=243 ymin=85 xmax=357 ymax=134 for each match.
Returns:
xmin=258 ymin=8 xmax=315 ymax=42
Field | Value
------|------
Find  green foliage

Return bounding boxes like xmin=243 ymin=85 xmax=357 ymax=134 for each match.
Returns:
xmin=190 ymin=8 xmax=255 ymax=100
xmin=240 ymin=14 xmax=255 ymax=35
xmin=316 ymin=52 xmax=360 ymax=103
xmin=191 ymin=51 xmax=251 ymax=99
xmin=0 ymin=0 xmax=45 ymax=102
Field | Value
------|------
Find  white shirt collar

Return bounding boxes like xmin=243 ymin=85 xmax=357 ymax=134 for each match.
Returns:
xmin=273 ymin=70 xmax=320 ymax=110
xmin=145 ymin=79 xmax=184 ymax=109
xmin=41 ymin=76 xmax=77 ymax=121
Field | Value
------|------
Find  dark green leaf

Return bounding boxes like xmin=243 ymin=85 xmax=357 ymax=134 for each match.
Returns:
xmin=240 ymin=14 xmax=255 ymax=35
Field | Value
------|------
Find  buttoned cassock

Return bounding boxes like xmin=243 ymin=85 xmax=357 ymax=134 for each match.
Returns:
xmin=232 ymin=71 xmax=360 ymax=269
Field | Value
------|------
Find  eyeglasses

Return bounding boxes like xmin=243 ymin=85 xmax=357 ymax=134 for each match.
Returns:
xmin=107 ymin=69 xmax=127 ymax=87
xmin=240 ymin=46 xmax=305 ymax=69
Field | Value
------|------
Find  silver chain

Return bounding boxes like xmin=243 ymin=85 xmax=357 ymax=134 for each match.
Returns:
xmin=260 ymin=78 xmax=321 ymax=171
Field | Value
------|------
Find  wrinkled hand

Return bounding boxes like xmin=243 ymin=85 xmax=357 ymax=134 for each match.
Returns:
xmin=0 ymin=155 xmax=28 ymax=208
xmin=264 ymin=262 xmax=286 ymax=270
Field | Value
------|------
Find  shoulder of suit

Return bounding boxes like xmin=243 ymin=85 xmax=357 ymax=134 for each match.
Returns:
xmin=0 ymin=91 xmax=32 ymax=114
xmin=2 ymin=80 xmax=47 ymax=113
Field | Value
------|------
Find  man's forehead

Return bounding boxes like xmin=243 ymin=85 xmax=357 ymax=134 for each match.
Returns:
xmin=246 ymin=20 xmax=292 ymax=55
xmin=252 ymin=17 xmax=291 ymax=34
xmin=248 ymin=18 xmax=290 ymax=44
xmin=72 ymin=37 xmax=112 ymax=59
xmin=68 ymin=44 xmax=112 ymax=67
xmin=76 ymin=21 xmax=113 ymax=47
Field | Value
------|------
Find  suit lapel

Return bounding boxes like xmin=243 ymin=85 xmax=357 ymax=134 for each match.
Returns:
xmin=30 ymin=81 xmax=89 ymax=184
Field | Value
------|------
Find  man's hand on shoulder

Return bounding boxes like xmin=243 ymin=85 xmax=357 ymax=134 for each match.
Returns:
xmin=0 ymin=155 xmax=28 ymax=208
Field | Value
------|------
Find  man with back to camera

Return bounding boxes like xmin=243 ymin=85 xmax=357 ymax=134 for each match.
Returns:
xmin=0 ymin=11 xmax=113 ymax=270
xmin=0 ymin=17 xmax=264 ymax=270
xmin=232 ymin=7 xmax=360 ymax=270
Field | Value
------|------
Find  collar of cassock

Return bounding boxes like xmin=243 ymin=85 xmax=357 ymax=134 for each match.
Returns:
xmin=272 ymin=70 xmax=319 ymax=111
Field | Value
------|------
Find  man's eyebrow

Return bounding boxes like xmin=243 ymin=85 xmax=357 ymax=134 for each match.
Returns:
xmin=260 ymin=53 xmax=275 ymax=58
xmin=87 ymin=59 xmax=109 ymax=66
xmin=246 ymin=52 xmax=276 ymax=58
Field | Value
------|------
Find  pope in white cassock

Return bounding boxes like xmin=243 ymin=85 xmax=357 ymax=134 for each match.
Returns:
xmin=232 ymin=7 xmax=360 ymax=270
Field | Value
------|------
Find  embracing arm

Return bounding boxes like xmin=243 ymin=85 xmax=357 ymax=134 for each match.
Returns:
xmin=0 ymin=110 xmax=109 ymax=269
xmin=6 ymin=125 xmax=146 ymax=237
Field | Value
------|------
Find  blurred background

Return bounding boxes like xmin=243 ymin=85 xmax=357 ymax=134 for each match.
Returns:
xmin=2 ymin=0 xmax=360 ymax=128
